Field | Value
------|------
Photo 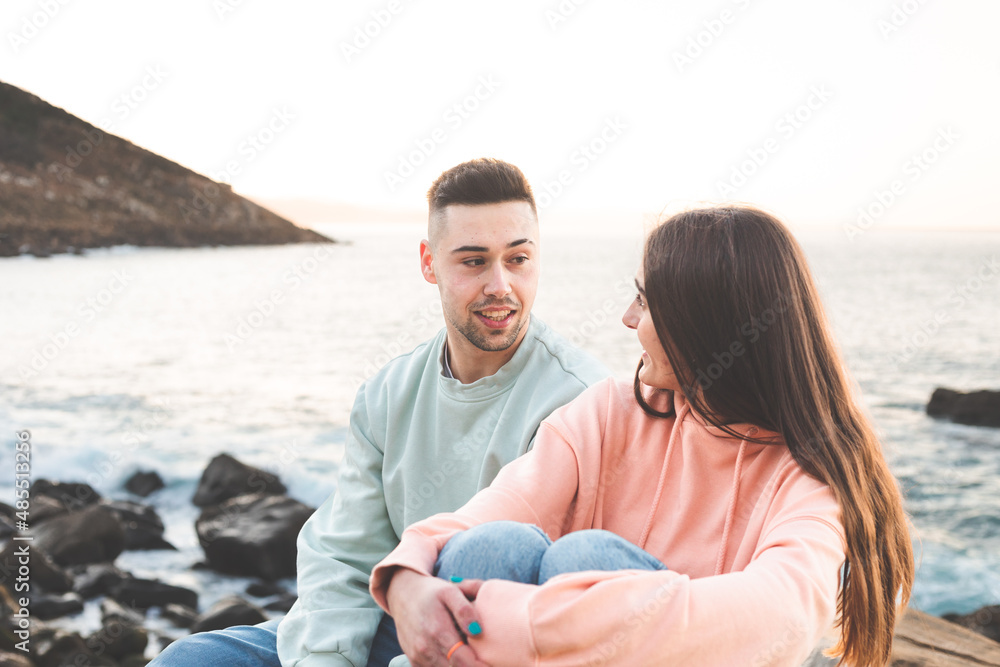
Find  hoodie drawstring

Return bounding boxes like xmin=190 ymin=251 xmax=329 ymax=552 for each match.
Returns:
xmin=713 ymin=427 xmax=756 ymax=575
xmin=637 ymin=401 xmax=690 ymax=549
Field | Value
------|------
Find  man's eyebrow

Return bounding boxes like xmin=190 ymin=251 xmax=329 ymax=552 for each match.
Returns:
xmin=635 ymin=279 xmax=646 ymax=294
xmin=451 ymin=239 xmax=535 ymax=254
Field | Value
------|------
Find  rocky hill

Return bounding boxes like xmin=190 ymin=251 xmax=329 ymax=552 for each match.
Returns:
xmin=0 ymin=80 xmax=332 ymax=257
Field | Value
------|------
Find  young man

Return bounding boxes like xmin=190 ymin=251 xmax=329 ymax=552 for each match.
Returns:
xmin=150 ymin=158 xmax=608 ymax=666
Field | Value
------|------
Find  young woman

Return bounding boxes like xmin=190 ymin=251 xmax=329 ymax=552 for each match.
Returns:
xmin=370 ymin=206 xmax=914 ymax=667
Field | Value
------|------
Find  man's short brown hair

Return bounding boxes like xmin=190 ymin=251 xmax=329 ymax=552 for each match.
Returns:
xmin=427 ymin=158 xmax=536 ymax=217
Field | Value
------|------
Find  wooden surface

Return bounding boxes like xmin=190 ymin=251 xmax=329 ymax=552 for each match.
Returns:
xmin=891 ymin=608 xmax=1000 ymax=666
xmin=802 ymin=608 xmax=1000 ymax=666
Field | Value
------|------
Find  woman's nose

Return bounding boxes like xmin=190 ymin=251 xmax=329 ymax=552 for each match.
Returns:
xmin=622 ymin=300 xmax=639 ymax=329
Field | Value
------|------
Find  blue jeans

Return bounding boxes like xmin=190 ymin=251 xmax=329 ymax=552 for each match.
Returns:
xmin=149 ymin=522 xmax=665 ymax=667
xmin=373 ymin=521 xmax=667 ymax=667
xmin=147 ymin=614 xmax=403 ymax=667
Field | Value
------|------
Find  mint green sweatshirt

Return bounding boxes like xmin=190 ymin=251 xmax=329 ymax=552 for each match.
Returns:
xmin=277 ymin=317 xmax=609 ymax=666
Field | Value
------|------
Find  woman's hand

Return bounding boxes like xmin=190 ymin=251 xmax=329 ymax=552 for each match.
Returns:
xmin=386 ymin=568 xmax=487 ymax=666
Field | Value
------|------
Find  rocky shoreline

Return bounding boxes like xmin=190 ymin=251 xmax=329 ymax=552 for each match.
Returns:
xmin=0 ymin=454 xmax=312 ymax=665
xmin=2 ymin=451 xmax=999 ymax=666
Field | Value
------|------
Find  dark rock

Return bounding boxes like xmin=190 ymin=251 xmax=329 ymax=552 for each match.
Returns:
xmin=89 ymin=598 xmax=148 ymax=659
xmin=0 ymin=514 xmax=14 ymax=541
xmin=196 ymin=493 xmax=313 ymax=580
xmin=193 ymin=454 xmax=287 ymax=507
xmin=30 ymin=494 xmax=73 ymax=524
xmin=0 ymin=543 xmax=73 ymax=594
xmin=161 ymin=603 xmax=198 ymax=628
xmin=0 ymin=586 xmax=21 ymax=651
xmin=942 ymin=604 xmax=1000 ymax=643
xmin=191 ymin=596 xmax=267 ymax=634
xmin=0 ymin=503 xmax=13 ymax=540
xmin=34 ymin=630 xmax=115 ymax=667
xmin=264 ymin=593 xmax=298 ymax=613
xmin=33 ymin=505 xmax=125 ymax=566
xmin=110 ymin=577 xmax=198 ymax=611
xmin=927 ymin=387 xmax=1000 ymax=428
xmin=33 ymin=592 xmax=84 ymax=620
xmin=124 ymin=470 xmax=165 ymax=497
xmin=1 ymin=587 xmax=26 ymax=654
xmin=100 ymin=597 xmax=146 ymax=626
xmin=155 ymin=634 xmax=178 ymax=653
xmin=0 ymin=649 xmax=34 ymax=666
xmin=246 ymin=581 xmax=287 ymax=598
xmin=0 ymin=502 xmax=16 ymax=540
xmin=101 ymin=500 xmax=176 ymax=551
xmin=72 ymin=563 xmax=128 ymax=599
xmin=30 ymin=480 xmax=102 ymax=513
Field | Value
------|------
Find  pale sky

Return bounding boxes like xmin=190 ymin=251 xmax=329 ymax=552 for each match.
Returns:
xmin=2 ymin=0 xmax=999 ymax=230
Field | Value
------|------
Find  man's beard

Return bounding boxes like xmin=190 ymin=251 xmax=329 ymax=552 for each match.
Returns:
xmin=449 ymin=309 xmax=524 ymax=352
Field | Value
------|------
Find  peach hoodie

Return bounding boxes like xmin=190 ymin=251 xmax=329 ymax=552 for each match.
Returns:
xmin=371 ymin=378 xmax=846 ymax=666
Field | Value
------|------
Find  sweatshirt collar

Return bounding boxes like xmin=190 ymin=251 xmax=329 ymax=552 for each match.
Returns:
xmin=436 ymin=317 xmax=544 ymax=402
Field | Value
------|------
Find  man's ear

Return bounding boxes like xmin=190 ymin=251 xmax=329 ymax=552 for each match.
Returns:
xmin=419 ymin=240 xmax=437 ymax=285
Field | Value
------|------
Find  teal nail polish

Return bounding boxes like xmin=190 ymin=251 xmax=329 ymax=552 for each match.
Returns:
xmin=450 ymin=576 xmax=463 ymax=583
xmin=467 ymin=621 xmax=482 ymax=636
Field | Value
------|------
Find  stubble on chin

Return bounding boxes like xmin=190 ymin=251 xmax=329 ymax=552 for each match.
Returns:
xmin=456 ymin=314 xmax=524 ymax=352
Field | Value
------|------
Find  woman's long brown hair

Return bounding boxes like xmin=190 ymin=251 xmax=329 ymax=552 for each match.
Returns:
xmin=634 ymin=206 xmax=914 ymax=666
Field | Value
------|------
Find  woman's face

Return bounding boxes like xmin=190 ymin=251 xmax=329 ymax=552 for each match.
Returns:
xmin=622 ymin=264 xmax=682 ymax=392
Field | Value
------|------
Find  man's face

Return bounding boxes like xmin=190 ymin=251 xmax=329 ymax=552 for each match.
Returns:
xmin=421 ymin=201 xmax=539 ymax=356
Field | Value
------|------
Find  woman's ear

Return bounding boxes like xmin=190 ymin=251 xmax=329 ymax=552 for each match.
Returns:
xmin=419 ymin=240 xmax=437 ymax=285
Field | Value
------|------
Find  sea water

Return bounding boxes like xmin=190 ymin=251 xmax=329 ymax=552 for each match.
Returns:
xmin=1 ymin=222 xmax=998 ymax=643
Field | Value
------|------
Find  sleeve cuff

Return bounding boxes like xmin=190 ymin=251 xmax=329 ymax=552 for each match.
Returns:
xmin=370 ymin=531 xmax=443 ymax=610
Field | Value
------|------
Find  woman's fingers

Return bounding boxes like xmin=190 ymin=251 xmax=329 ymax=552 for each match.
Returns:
xmin=440 ymin=583 xmax=483 ymax=644
xmin=454 ymin=578 xmax=484 ymax=600
xmin=448 ymin=642 xmax=488 ymax=667
xmin=387 ymin=571 xmax=477 ymax=667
